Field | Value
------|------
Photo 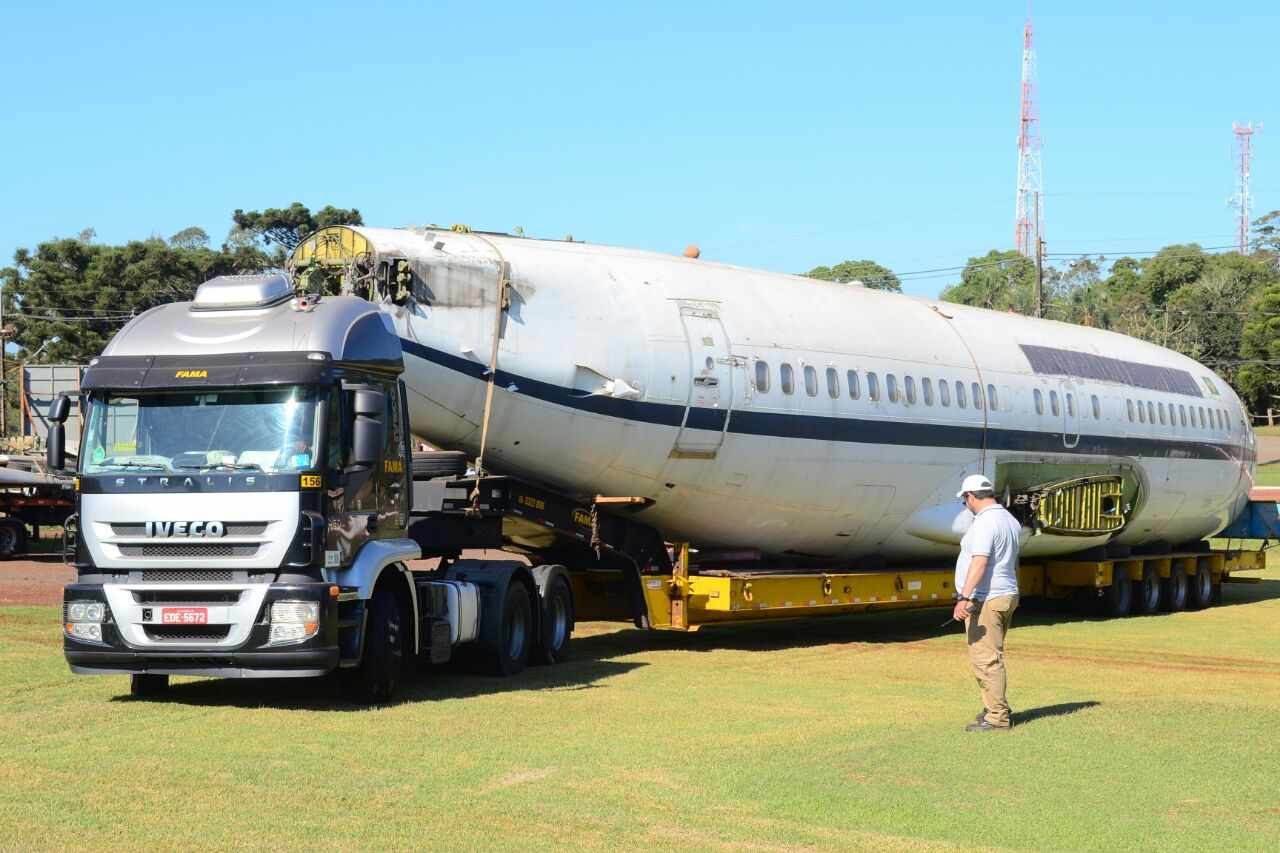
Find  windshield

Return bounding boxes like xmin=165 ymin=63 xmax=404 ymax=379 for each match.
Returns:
xmin=82 ymin=387 xmax=321 ymax=475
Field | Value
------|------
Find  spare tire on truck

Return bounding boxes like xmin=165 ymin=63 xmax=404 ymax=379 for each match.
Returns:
xmin=412 ymin=451 xmax=469 ymax=479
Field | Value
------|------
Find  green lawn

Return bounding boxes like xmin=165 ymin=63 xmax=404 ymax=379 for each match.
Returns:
xmin=1253 ymin=464 xmax=1280 ymax=488
xmin=4 ymin=567 xmax=1280 ymax=852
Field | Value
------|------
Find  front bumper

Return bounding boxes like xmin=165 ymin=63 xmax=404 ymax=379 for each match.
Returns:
xmin=64 ymin=581 xmax=339 ymax=678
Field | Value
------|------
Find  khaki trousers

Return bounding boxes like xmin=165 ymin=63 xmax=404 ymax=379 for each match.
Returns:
xmin=965 ymin=594 xmax=1019 ymax=726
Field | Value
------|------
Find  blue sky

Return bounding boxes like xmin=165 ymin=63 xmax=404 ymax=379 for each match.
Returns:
xmin=1 ymin=1 xmax=1274 ymax=298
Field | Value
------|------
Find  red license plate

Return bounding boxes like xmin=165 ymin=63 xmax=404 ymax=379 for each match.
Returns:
xmin=161 ymin=607 xmax=208 ymax=625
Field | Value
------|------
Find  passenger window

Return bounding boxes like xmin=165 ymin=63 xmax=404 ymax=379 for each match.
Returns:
xmin=987 ymin=385 xmax=998 ymax=411
xmin=956 ymin=381 xmax=967 ymax=409
xmin=1066 ymin=393 xmax=1075 ymax=417
xmin=1049 ymin=390 xmax=1060 ymax=416
xmin=867 ymin=372 xmax=880 ymax=402
xmin=780 ymin=363 xmax=794 ymax=395
xmin=905 ymin=376 xmax=916 ymax=405
xmin=755 ymin=360 xmax=770 ymax=393
xmin=1138 ymin=401 xmax=1146 ymax=423
xmin=826 ymin=367 xmax=839 ymax=399
xmin=939 ymin=379 xmax=951 ymax=406
xmin=1126 ymin=399 xmax=1134 ymax=422
xmin=1178 ymin=405 xmax=1186 ymax=426
xmin=1092 ymin=395 xmax=1101 ymax=420
xmin=1146 ymin=401 xmax=1154 ymax=423
xmin=922 ymin=377 xmax=933 ymax=406
xmin=972 ymin=382 xmax=983 ymax=410
xmin=1198 ymin=406 xmax=1206 ymax=428
xmin=886 ymin=374 xmax=900 ymax=403
xmin=803 ymin=365 xmax=818 ymax=397
xmin=847 ymin=370 xmax=861 ymax=400
xmin=1158 ymin=402 xmax=1166 ymax=425
xmin=1034 ymin=389 xmax=1043 ymax=415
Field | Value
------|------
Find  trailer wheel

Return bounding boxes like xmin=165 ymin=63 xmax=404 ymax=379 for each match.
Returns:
xmin=130 ymin=674 xmax=169 ymax=698
xmin=1102 ymin=565 xmax=1132 ymax=617
xmin=1132 ymin=565 xmax=1161 ymax=615
xmin=1160 ymin=568 xmax=1188 ymax=612
xmin=0 ymin=521 xmax=24 ymax=559
xmin=534 ymin=574 xmax=574 ymax=665
xmin=1188 ymin=561 xmax=1213 ymax=610
xmin=344 ymin=584 xmax=406 ymax=703
xmin=487 ymin=581 xmax=533 ymax=677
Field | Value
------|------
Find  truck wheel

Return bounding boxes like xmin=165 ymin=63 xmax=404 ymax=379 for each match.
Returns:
xmin=412 ymin=451 xmax=469 ymax=479
xmin=488 ymin=581 xmax=533 ymax=676
xmin=1132 ymin=565 xmax=1161 ymax=615
xmin=0 ymin=522 xmax=22 ymax=559
xmin=344 ymin=584 xmax=406 ymax=703
xmin=130 ymin=674 xmax=169 ymax=698
xmin=534 ymin=574 xmax=574 ymax=665
xmin=1102 ymin=565 xmax=1132 ymax=617
xmin=1161 ymin=568 xmax=1188 ymax=612
xmin=1188 ymin=562 xmax=1213 ymax=610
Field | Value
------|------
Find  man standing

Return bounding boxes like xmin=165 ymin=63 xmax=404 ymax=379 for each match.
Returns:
xmin=951 ymin=474 xmax=1022 ymax=732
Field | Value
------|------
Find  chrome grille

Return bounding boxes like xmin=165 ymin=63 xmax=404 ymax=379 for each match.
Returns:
xmin=118 ymin=543 xmax=259 ymax=558
xmin=110 ymin=522 xmax=268 ymax=537
xmin=135 ymin=570 xmax=235 ymax=583
xmin=133 ymin=590 xmax=243 ymax=604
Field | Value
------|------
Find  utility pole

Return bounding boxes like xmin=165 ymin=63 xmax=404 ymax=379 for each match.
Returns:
xmin=1033 ymin=190 xmax=1043 ymax=318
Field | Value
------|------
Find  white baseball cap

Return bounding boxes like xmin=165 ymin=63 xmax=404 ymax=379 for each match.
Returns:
xmin=956 ymin=474 xmax=994 ymax=498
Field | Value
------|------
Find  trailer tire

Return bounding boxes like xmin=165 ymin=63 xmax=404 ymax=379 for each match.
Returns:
xmin=344 ymin=583 xmax=407 ymax=703
xmin=1132 ymin=565 xmax=1161 ymax=615
xmin=412 ymin=451 xmax=469 ymax=479
xmin=0 ymin=521 xmax=25 ymax=559
xmin=487 ymin=581 xmax=533 ymax=677
xmin=1160 ymin=568 xmax=1188 ymax=612
xmin=130 ymin=674 xmax=169 ymax=698
xmin=1188 ymin=561 xmax=1213 ymax=610
xmin=1102 ymin=565 xmax=1132 ymax=618
xmin=534 ymin=574 xmax=574 ymax=665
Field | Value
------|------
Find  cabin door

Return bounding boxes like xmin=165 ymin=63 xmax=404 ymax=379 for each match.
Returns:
xmin=1061 ymin=380 xmax=1080 ymax=448
xmin=670 ymin=301 xmax=736 ymax=459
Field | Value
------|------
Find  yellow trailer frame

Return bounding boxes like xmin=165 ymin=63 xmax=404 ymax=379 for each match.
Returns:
xmin=569 ymin=546 xmax=1266 ymax=631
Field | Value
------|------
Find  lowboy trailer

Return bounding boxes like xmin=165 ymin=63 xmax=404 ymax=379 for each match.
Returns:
xmin=50 ymin=274 xmax=1267 ymax=702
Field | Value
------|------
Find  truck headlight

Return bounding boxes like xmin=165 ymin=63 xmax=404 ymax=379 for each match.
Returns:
xmin=268 ymin=600 xmax=320 ymax=645
xmin=65 ymin=600 xmax=107 ymax=641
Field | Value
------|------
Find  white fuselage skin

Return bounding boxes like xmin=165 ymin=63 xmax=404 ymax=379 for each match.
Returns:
xmin=350 ymin=227 xmax=1252 ymax=562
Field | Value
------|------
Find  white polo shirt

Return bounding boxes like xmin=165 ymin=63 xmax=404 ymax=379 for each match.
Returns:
xmin=954 ymin=503 xmax=1022 ymax=601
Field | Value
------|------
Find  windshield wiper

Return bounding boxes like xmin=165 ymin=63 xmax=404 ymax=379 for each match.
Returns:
xmin=173 ymin=462 xmax=265 ymax=472
xmin=98 ymin=460 xmax=169 ymax=471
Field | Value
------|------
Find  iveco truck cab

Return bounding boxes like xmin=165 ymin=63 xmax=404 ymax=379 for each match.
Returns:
xmin=52 ymin=274 xmax=567 ymax=701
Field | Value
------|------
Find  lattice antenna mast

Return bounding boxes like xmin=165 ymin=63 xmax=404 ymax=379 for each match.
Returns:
xmin=1014 ymin=11 xmax=1042 ymax=258
xmin=1231 ymin=122 xmax=1261 ymax=254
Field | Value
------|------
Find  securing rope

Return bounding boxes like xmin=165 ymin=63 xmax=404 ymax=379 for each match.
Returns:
xmin=467 ymin=234 xmax=510 ymax=512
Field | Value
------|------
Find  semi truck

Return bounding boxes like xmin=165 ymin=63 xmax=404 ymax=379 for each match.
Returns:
xmin=53 ymin=267 xmax=1267 ymax=702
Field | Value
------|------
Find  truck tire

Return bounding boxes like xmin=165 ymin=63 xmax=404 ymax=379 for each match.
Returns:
xmin=412 ymin=451 xmax=469 ymax=479
xmin=344 ymin=584 xmax=407 ymax=703
xmin=1102 ymin=565 xmax=1132 ymax=618
xmin=534 ymin=574 xmax=574 ymax=665
xmin=1132 ymin=565 xmax=1161 ymax=615
xmin=487 ymin=581 xmax=533 ymax=677
xmin=0 ymin=521 xmax=25 ymax=559
xmin=1188 ymin=561 xmax=1214 ymax=610
xmin=130 ymin=674 xmax=169 ymax=698
xmin=1161 ymin=568 xmax=1188 ymax=612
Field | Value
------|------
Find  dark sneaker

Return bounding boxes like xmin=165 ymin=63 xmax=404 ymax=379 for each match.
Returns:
xmin=965 ymin=719 xmax=1012 ymax=732
xmin=976 ymin=708 xmax=1014 ymax=725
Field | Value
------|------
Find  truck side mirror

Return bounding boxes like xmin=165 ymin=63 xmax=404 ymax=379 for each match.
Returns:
xmin=49 ymin=393 xmax=70 ymax=423
xmin=47 ymin=424 xmax=66 ymax=471
xmin=350 ymin=388 xmax=385 ymax=468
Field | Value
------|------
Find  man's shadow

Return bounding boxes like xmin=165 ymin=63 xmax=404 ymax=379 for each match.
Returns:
xmin=1014 ymin=701 xmax=1101 ymax=725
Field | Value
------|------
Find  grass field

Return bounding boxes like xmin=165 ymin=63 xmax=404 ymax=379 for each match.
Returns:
xmin=4 ymin=565 xmax=1280 ymax=852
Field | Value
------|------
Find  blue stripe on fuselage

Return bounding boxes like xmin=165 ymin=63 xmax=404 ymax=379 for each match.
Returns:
xmin=398 ymin=337 xmax=1248 ymax=463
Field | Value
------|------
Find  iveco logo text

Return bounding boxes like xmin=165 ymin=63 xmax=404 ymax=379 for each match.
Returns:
xmin=145 ymin=521 xmax=226 ymax=537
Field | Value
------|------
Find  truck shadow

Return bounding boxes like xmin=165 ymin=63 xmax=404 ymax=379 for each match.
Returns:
xmin=112 ymin=580 xmax=1277 ymax=710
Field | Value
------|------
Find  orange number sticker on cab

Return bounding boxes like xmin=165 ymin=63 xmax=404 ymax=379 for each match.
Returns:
xmin=300 ymin=474 xmax=322 ymax=489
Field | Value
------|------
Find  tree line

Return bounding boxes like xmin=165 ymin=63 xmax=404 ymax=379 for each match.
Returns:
xmin=3 ymin=204 xmax=1280 ymax=431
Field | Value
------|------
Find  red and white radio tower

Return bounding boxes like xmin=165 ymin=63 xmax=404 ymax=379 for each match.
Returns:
xmin=1231 ymin=122 xmax=1260 ymax=254
xmin=1014 ymin=10 xmax=1042 ymax=259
